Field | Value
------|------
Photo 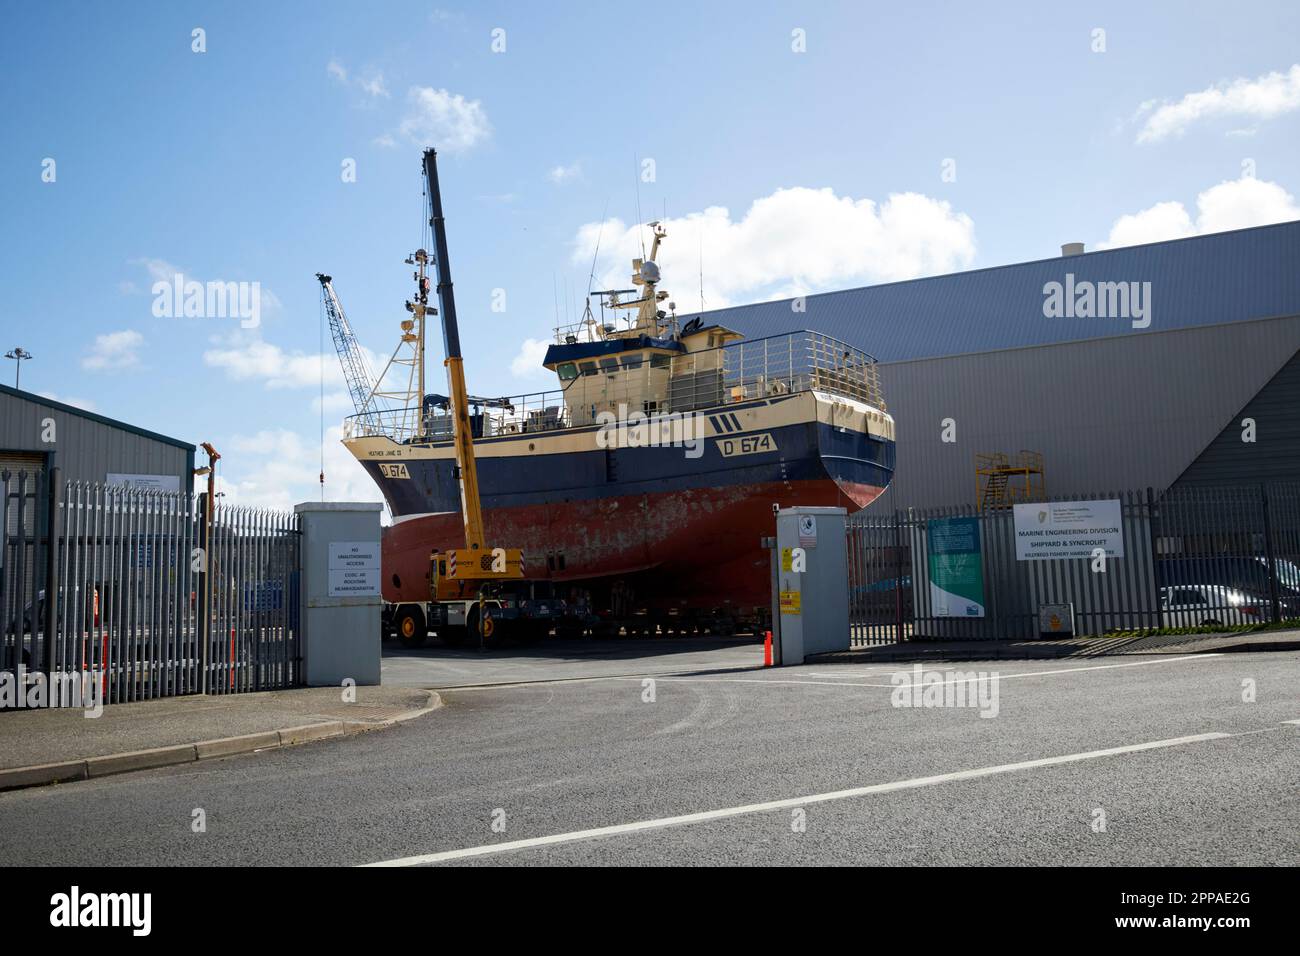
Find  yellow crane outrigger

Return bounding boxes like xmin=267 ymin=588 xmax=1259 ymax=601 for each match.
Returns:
xmin=419 ymin=148 xmax=523 ymax=640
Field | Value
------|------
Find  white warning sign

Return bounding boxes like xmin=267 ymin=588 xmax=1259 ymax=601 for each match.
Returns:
xmin=329 ymin=541 xmax=380 ymax=596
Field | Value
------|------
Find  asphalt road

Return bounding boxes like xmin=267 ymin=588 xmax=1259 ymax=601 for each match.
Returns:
xmin=381 ymin=635 xmax=765 ymax=688
xmin=1 ymin=650 xmax=1296 ymax=866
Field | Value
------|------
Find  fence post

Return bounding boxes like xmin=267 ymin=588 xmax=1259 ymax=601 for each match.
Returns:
xmin=42 ymin=467 xmax=61 ymax=684
xmin=893 ymin=509 xmax=904 ymax=644
xmin=197 ymin=491 xmax=210 ymax=695
xmin=1147 ymin=487 xmax=1164 ymax=633
xmin=1260 ymin=483 xmax=1282 ymax=624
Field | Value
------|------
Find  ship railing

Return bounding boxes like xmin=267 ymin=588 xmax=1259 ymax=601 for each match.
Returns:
xmin=553 ymin=317 xmax=604 ymax=344
xmin=342 ymin=407 xmax=423 ymax=442
xmin=344 ymin=392 xmax=577 ymax=444
xmin=342 ymin=331 xmax=884 ymax=444
xmin=671 ymin=330 xmax=885 ymax=412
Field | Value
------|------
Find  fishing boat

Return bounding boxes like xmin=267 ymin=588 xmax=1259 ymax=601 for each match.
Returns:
xmin=341 ymin=210 xmax=895 ymax=630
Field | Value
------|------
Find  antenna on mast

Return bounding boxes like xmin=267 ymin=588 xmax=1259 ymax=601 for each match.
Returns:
xmin=585 ymin=199 xmax=609 ymax=300
xmin=699 ymin=230 xmax=705 ymax=315
xmin=634 ymin=155 xmax=645 ymax=260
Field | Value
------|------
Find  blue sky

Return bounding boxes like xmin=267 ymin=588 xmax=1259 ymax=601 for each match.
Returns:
xmin=2 ymin=1 xmax=1298 ymax=507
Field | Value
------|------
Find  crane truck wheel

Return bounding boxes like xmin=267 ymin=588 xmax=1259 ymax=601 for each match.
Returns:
xmin=394 ymin=605 xmax=427 ymax=649
xmin=464 ymin=606 xmax=500 ymax=647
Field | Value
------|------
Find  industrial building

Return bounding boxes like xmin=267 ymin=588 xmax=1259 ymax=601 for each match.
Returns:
xmin=0 ymin=385 xmax=194 ymax=490
xmin=701 ymin=219 xmax=1300 ymax=509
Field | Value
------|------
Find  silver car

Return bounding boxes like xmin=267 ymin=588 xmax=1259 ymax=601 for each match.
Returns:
xmin=1159 ymin=585 xmax=1268 ymax=628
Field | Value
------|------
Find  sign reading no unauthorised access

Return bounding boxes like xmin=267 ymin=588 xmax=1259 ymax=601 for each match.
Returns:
xmin=328 ymin=541 xmax=380 ymax=596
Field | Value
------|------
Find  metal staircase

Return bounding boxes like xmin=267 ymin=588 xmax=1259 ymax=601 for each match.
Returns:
xmin=975 ymin=451 xmax=1045 ymax=511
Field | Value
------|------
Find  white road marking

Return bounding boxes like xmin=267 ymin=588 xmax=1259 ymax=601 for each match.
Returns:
xmin=874 ymin=654 xmax=1221 ymax=690
xmin=622 ymin=677 xmax=895 ymax=688
xmin=1282 ymin=719 xmax=1300 ymax=726
xmin=608 ymin=654 xmax=1221 ymax=690
xmin=363 ymin=730 xmax=1232 ymax=867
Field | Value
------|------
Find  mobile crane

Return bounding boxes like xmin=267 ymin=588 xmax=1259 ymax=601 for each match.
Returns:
xmin=396 ymin=147 xmax=526 ymax=646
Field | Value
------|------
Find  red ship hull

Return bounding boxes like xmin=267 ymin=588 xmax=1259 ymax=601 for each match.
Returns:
xmin=382 ymin=477 xmax=885 ymax=619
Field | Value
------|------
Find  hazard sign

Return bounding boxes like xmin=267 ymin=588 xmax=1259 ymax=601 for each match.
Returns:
xmin=779 ymin=590 xmax=802 ymax=615
xmin=798 ymin=515 xmax=817 ymax=548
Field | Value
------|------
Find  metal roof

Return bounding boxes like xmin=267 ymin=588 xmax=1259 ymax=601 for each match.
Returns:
xmin=687 ymin=219 xmax=1300 ymax=363
xmin=0 ymin=384 xmax=194 ymax=451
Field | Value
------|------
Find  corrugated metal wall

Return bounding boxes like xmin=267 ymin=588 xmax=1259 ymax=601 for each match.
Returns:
xmin=1173 ymin=348 xmax=1300 ymax=487
xmin=0 ymin=386 xmax=193 ymax=489
xmin=866 ymin=314 xmax=1300 ymax=510
xmin=694 ymin=220 xmax=1300 ymax=363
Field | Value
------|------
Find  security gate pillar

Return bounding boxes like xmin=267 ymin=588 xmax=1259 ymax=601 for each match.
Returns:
xmin=295 ymin=502 xmax=383 ymax=686
xmin=774 ymin=506 xmax=850 ymax=664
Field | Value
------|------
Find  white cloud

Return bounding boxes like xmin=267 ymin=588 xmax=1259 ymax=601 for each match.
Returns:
xmin=398 ymin=87 xmax=491 ymax=151
xmin=1137 ymin=64 xmax=1300 ymax=143
xmin=510 ymin=338 xmax=551 ymax=377
xmin=328 ymin=59 xmax=389 ymax=100
xmin=203 ymin=337 xmax=386 ymax=401
xmin=572 ymin=186 xmax=976 ymax=310
xmin=548 ymin=162 xmax=582 ymax=184
xmin=37 ymin=391 xmax=98 ymax=412
xmin=131 ymin=257 xmax=180 ymax=284
xmin=82 ymin=330 xmax=143 ymax=371
xmin=373 ymin=133 xmax=397 ymax=149
xmin=1097 ymin=201 xmax=1194 ymax=250
xmin=357 ymin=73 xmax=389 ymax=99
xmin=217 ymin=426 xmax=386 ymax=512
xmin=1097 ymin=176 xmax=1300 ymax=249
xmin=203 ymin=339 xmax=338 ymax=390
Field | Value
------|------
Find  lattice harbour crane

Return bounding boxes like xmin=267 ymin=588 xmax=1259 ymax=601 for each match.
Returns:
xmin=316 ymin=272 xmax=378 ymax=418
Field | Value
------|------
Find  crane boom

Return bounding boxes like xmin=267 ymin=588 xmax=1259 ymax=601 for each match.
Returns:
xmin=423 ymin=147 xmax=486 ymax=552
xmin=422 ymin=147 xmax=522 ymax=589
xmin=316 ymin=272 xmax=377 ymax=417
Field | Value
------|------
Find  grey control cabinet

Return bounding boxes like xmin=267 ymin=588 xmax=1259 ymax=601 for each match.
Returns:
xmin=774 ymin=506 xmax=850 ymax=664
xmin=295 ymin=502 xmax=384 ymax=686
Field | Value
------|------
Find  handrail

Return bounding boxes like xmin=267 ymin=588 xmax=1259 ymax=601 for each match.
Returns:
xmin=344 ymin=329 xmax=885 ymax=444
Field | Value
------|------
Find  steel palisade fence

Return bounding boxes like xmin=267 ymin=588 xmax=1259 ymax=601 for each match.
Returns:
xmin=848 ymin=483 xmax=1300 ymax=645
xmin=1 ymin=468 xmax=302 ymax=709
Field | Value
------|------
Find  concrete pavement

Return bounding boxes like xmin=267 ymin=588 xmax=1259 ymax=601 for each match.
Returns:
xmin=0 ymin=650 xmax=1294 ymax=866
xmin=0 ymin=686 xmax=439 ymax=790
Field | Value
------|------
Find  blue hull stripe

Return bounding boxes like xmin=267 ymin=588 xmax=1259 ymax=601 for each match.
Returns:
xmin=368 ymin=419 xmax=896 ymax=516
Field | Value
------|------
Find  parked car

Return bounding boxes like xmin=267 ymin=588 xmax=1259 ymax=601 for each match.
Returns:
xmin=1159 ymin=584 xmax=1268 ymax=628
xmin=1160 ymin=556 xmax=1300 ymax=618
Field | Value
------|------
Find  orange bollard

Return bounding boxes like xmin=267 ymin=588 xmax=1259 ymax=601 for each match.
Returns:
xmin=763 ymin=630 xmax=773 ymax=667
xmin=101 ymin=632 xmax=109 ymax=695
xmin=229 ymin=628 xmax=236 ymax=689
